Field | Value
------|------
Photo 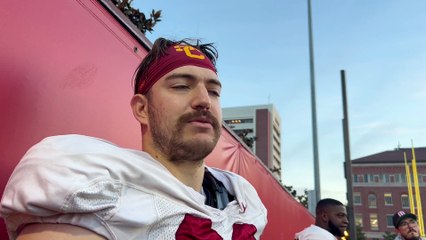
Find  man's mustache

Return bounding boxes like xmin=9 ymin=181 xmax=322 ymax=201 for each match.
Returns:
xmin=178 ymin=110 xmax=220 ymax=130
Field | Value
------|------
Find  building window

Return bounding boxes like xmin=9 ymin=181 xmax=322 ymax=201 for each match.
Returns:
xmin=384 ymin=193 xmax=393 ymax=206
xmin=353 ymin=174 xmax=358 ymax=183
xmin=368 ymin=194 xmax=377 ymax=208
xmin=366 ymin=174 xmax=371 ymax=183
xmin=355 ymin=214 xmax=363 ymax=227
xmin=386 ymin=214 xmax=394 ymax=228
xmin=395 ymin=174 xmax=400 ymax=183
xmin=224 ymin=118 xmax=254 ymax=124
xmin=359 ymin=175 xmax=364 ymax=183
xmin=401 ymin=194 xmax=409 ymax=209
xmin=384 ymin=173 xmax=389 ymax=183
xmin=370 ymin=213 xmax=379 ymax=230
xmin=374 ymin=175 xmax=380 ymax=183
xmin=389 ymin=174 xmax=395 ymax=183
xmin=354 ymin=192 xmax=362 ymax=205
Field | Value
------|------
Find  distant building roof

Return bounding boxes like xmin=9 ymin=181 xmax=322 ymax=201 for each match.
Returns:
xmin=352 ymin=147 xmax=426 ymax=164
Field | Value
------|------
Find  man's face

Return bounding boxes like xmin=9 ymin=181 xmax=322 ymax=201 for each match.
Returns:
xmin=326 ymin=205 xmax=348 ymax=237
xmin=146 ymin=66 xmax=222 ymax=163
xmin=397 ymin=218 xmax=420 ymax=240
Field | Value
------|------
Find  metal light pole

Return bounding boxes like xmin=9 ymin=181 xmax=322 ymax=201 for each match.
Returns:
xmin=307 ymin=0 xmax=321 ymax=203
xmin=341 ymin=70 xmax=356 ymax=239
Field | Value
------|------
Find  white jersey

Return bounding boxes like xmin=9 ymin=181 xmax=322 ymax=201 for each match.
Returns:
xmin=295 ymin=225 xmax=337 ymax=240
xmin=0 ymin=135 xmax=267 ymax=240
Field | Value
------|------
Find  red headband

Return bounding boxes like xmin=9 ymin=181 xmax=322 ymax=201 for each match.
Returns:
xmin=137 ymin=45 xmax=217 ymax=94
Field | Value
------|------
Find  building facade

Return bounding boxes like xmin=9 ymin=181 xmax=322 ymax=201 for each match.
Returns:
xmin=222 ymin=104 xmax=282 ymax=180
xmin=351 ymin=147 xmax=426 ymax=239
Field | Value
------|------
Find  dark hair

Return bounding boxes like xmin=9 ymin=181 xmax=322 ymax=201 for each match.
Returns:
xmin=316 ymin=198 xmax=344 ymax=215
xmin=133 ymin=37 xmax=218 ymax=95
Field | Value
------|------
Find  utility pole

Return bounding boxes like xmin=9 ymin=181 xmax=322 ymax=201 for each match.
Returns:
xmin=307 ymin=0 xmax=321 ymax=203
xmin=341 ymin=70 xmax=356 ymax=239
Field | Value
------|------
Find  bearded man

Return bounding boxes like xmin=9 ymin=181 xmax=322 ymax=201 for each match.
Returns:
xmin=0 ymin=38 xmax=267 ymax=240
xmin=393 ymin=210 xmax=426 ymax=240
xmin=295 ymin=198 xmax=348 ymax=240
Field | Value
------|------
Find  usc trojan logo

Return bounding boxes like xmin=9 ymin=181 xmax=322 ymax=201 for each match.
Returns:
xmin=175 ymin=214 xmax=257 ymax=240
xmin=174 ymin=45 xmax=205 ymax=60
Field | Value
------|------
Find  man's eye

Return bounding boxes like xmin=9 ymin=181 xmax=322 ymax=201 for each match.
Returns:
xmin=172 ymin=85 xmax=189 ymax=90
xmin=209 ymin=90 xmax=221 ymax=97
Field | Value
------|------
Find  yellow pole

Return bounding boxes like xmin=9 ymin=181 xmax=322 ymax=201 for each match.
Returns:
xmin=411 ymin=142 xmax=424 ymax=236
xmin=404 ymin=152 xmax=415 ymax=214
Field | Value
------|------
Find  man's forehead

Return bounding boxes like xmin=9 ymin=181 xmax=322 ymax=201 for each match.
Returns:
xmin=329 ymin=205 xmax=347 ymax=213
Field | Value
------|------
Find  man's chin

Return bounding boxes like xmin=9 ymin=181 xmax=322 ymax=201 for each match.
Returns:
xmin=185 ymin=132 xmax=219 ymax=145
xmin=193 ymin=140 xmax=217 ymax=155
xmin=176 ymin=139 xmax=217 ymax=159
xmin=402 ymin=232 xmax=419 ymax=240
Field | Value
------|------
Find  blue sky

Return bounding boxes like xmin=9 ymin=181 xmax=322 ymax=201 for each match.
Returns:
xmin=134 ymin=1 xmax=426 ymax=203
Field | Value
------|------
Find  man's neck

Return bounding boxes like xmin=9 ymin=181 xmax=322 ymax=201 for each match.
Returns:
xmin=164 ymin=160 xmax=205 ymax=192
xmin=143 ymin=143 xmax=205 ymax=191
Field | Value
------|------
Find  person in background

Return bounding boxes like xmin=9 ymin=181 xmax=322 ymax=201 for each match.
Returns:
xmin=393 ymin=210 xmax=426 ymax=240
xmin=0 ymin=37 xmax=267 ymax=239
xmin=295 ymin=198 xmax=348 ymax=240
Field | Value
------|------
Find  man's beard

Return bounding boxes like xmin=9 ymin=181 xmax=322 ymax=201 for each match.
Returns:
xmin=148 ymin=103 xmax=221 ymax=163
xmin=401 ymin=230 xmax=420 ymax=240
xmin=328 ymin=220 xmax=344 ymax=237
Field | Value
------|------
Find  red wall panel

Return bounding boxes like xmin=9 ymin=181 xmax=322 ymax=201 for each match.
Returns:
xmin=0 ymin=1 xmax=146 ymax=238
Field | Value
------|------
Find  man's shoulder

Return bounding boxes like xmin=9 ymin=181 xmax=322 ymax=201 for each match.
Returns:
xmin=296 ymin=224 xmax=317 ymax=234
xmin=2 ymin=134 xmax=158 ymax=215
xmin=34 ymin=134 xmax=127 ymax=153
xmin=21 ymin=134 xmax=153 ymax=168
xmin=295 ymin=225 xmax=336 ymax=240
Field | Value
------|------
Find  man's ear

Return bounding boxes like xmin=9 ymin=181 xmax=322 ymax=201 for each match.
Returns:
xmin=130 ymin=94 xmax=149 ymax=125
xmin=320 ymin=211 xmax=329 ymax=222
xmin=394 ymin=227 xmax=401 ymax=235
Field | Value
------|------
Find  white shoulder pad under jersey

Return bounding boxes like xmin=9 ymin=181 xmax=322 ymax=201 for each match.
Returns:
xmin=295 ymin=225 xmax=337 ymax=240
xmin=1 ymin=134 xmax=267 ymax=240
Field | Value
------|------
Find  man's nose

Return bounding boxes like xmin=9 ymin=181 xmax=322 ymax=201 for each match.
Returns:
xmin=343 ymin=217 xmax=349 ymax=224
xmin=192 ymin=85 xmax=211 ymax=110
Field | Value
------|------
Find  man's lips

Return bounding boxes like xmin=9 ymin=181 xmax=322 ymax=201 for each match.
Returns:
xmin=188 ymin=118 xmax=213 ymax=128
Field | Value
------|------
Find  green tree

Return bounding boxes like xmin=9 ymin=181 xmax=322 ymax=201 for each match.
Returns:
xmin=383 ymin=231 xmax=397 ymax=240
xmin=112 ymin=0 xmax=161 ymax=34
xmin=355 ymin=224 xmax=367 ymax=240
xmin=238 ymin=129 xmax=256 ymax=149
xmin=284 ymin=185 xmax=308 ymax=208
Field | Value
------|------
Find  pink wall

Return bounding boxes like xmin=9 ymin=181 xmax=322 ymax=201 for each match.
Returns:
xmin=0 ymin=1 xmax=146 ymax=237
